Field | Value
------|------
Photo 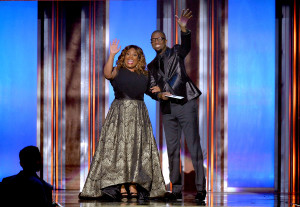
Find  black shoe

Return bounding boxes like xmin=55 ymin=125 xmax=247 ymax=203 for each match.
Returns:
xmin=102 ymin=189 xmax=121 ymax=201
xmin=163 ymin=192 xmax=174 ymax=201
xmin=174 ymin=192 xmax=182 ymax=201
xmin=195 ymin=190 xmax=206 ymax=201
xmin=137 ymin=185 xmax=149 ymax=201
xmin=137 ymin=192 xmax=149 ymax=201
xmin=166 ymin=192 xmax=182 ymax=201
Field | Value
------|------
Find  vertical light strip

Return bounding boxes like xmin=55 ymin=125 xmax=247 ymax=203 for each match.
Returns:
xmin=44 ymin=13 xmax=50 ymax=184
xmin=215 ymin=0 xmax=219 ymax=188
xmin=292 ymin=0 xmax=297 ymax=194
xmin=206 ymin=0 xmax=211 ymax=191
xmin=55 ymin=2 xmax=59 ymax=189
xmin=80 ymin=6 xmax=89 ymax=190
xmin=60 ymin=14 xmax=64 ymax=189
xmin=61 ymin=4 xmax=66 ymax=191
xmin=51 ymin=2 xmax=55 ymax=186
xmin=298 ymin=7 xmax=300 ymax=196
xmin=96 ymin=2 xmax=100 ymax=144
xmin=288 ymin=46 xmax=291 ymax=194
xmin=97 ymin=10 xmax=101 ymax=144
xmin=282 ymin=5 xmax=291 ymax=194
xmin=210 ymin=0 xmax=215 ymax=192
xmin=288 ymin=3 xmax=293 ymax=194
xmin=224 ymin=0 xmax=229 ymax=190
xmin=298 ymin=6 xmax=300 ymax=194
xmin=88 ymin=2 xmax=91 ymax=168
xmin=105 ymin=1 xmax=110 ymax=117
xmin=198 ymin=0 xmax=209 ymax=192
xmin=92 ymin=1 xmax=96 ymax=155
xmin=37 ymin=5 xmax=42 ymax=156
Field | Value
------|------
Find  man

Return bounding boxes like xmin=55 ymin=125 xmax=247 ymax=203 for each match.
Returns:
xmin=0 ymin=146 xmax=53 ymax=207
xmin=148 ymin=9 xmax=206 ymax=201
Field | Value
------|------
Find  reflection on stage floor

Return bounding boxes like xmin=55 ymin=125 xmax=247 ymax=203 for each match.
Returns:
xmin=52 ymin=190 xmax=299 ymax=207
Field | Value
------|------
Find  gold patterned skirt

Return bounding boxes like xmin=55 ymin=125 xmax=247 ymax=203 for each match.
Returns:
xmin=80 ymin=99 xmax=166 ymax=198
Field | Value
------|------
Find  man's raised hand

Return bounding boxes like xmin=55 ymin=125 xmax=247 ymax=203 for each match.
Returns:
xmin=175 ymin=9 xmax=192 ymax=32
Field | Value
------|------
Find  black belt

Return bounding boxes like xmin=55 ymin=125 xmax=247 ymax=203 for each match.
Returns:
xmin=169 ymin=98 xmax=186 ymax=105
xmin=115 ymin=97 xmax=144 ymax=101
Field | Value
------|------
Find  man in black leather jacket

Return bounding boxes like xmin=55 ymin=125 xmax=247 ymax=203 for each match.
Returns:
xmin=148 ymin=9 xmax=206 ymax=201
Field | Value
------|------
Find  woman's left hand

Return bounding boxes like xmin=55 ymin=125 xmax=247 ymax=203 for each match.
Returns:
xmin=150 ymin=86 xmax=161 ymax=93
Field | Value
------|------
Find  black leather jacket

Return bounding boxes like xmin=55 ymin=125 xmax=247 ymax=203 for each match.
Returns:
xmin=147 ymin=30 xmax=201 ymax=114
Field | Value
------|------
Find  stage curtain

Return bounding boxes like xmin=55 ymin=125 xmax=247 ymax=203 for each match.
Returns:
xmin=38 ymin=1 xmax=107 ymax=190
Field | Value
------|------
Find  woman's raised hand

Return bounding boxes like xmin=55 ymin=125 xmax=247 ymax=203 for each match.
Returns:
xmin=104 ymin=39 xmax=121 ymax=79
xmin=110 ymin=39 xmax=121 ymax=55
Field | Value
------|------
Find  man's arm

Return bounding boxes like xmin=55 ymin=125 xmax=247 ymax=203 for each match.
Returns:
xmin=145 ymin=65 xmax=172 ymax=101
xmin=180 ymin=30 xmax=191 ymax=58
xmin=175 ymin=9 xmax=192 ymax=58
xmin=145 ymin=66 xmax=159 ymax=100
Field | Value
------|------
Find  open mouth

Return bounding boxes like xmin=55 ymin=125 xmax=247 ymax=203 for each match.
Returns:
xmin=127 ymin=60 xmax=134 ymax=64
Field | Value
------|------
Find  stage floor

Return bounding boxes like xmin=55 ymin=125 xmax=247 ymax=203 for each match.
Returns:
xmin=52 ymin=190 xmax=299 ymax=207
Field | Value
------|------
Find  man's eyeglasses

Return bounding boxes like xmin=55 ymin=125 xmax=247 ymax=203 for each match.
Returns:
xmin=151 ymin=37 xmax=165 ymax=43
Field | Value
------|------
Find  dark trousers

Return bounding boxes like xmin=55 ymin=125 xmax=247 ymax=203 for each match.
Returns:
xmin=162 ymin=99 xmax=206 ymax=193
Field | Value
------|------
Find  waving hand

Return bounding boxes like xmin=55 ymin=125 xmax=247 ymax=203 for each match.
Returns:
xmin=104 ymin=38 xmax=121 ymax=80
xmin=175 ymin=9 xmax=192 ymax=32
xmin=110 ymin=38 xmax=121 ymax=55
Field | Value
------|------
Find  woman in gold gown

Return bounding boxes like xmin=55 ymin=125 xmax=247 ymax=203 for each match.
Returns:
xmin=79 ymin=39 xmax=165 ymax=201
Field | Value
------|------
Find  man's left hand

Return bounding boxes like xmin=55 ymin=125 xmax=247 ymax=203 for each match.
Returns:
xmin=175 ymin=9 xmax=192 ymax=32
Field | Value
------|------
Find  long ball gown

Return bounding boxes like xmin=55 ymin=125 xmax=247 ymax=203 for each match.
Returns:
xmin=79 ymin=68 xmax=166 ymax=198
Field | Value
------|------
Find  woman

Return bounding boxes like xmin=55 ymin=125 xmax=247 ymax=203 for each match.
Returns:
xmin=79 ymin=39 xmax=166 ymax=201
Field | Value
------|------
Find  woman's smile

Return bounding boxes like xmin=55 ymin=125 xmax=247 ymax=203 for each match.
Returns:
xmin=124 ymin=48 xmax=138 ymax=69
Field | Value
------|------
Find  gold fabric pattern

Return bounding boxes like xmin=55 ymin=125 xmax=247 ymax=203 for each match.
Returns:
xmin=80 ymin=99 xmax=166 ymax=198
